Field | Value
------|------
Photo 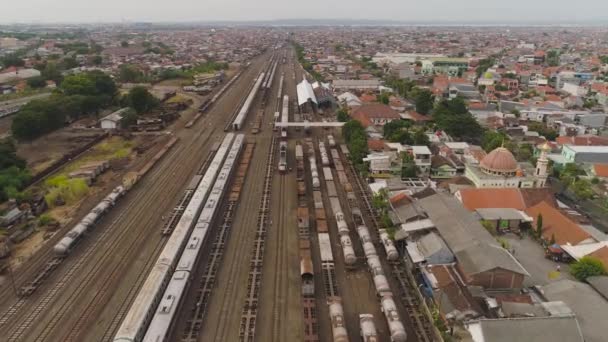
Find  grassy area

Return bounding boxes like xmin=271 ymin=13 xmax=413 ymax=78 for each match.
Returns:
xmin=65 ymin=136 xmax=133 ymax=173
xmin=44 ymin=175 xmax=89 ymax=207
xmin=0 ymin=88 xmax=51 ymax=102
xmin=44 ymin=136 xmax=133 ymax=207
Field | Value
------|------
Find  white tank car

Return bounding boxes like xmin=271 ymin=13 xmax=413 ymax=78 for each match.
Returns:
xmin=329 ymin=300 xmax=349 ymax=342
xmin=328 ymin=135 xmax=336 ymax=147
xmin=359 ymin=314 xmax=379 ymax=342
xmin=340 ymin=235 xmax=357 ymax=266
xmin=312 ymin=177 xmax=320 ymax=189
xmin=379 ymin=229 xmax=399 ymax=261
xmin=367 ymin=255 xmax=384 ymax=276
xmin=373 ymin=274 xmax=391 ymax=295
xmin=381 ymin=295 xmax=407 ymax=342
xmin=357 ymin=225 xmax=372 ymax=243
xmin=335 ymin=212 xmax=349 ymax=235
xmin=53 ymin=184 xmax=126 ymax=256
xmin=363 ymin=241 xmax=377 ymax=258
xmin=114 ymin=133 xmax=235 ymax=342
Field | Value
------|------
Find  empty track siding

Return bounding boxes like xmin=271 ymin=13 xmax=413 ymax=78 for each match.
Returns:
xmin=179 ymin=142 xmax=255 ymax=342
xmin=239 ymin=135 xmax=277 ymax=342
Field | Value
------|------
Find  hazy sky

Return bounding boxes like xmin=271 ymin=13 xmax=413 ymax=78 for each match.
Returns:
xmin=1 ymin=0 xmax=608 ymax=23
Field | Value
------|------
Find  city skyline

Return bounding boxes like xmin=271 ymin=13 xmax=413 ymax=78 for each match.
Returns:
xmin=1 ymin=0 xmax=608 ymax=24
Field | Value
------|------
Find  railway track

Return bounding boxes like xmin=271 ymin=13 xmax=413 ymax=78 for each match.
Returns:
xmin=239 ymin=135 xmax=277 ymax=342
xmin=270 ymin=173 xmax=287 ymax=342
xmin=5 ymin=135 xmax=203 ymax=341
xmin=0 ymin=53 xmax=272 ymax=342
xmin=180 ymin=143 xmax=255 ymax=342
xmin=340 ymin=148 xmax=436 ymax=342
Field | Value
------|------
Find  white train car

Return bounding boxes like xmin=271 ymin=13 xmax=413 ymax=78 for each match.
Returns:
xmin=114 ymin=134 xmax=235 ymax=342
xmin=340 ymin=235 xmax=357 ymax=266
xmin=328 ymin=135 xmax=336 ymax=148
xmin=335 ymin=212 xmax=349 ymax=236
xmin=329 ymin=299 xmax=349 ymax=342
xmin=318 ymin=233 xmax=334 ymax=262
xmin=359 ymin=314 xmax=379 ymax=342
xmin=233 ymin=74 xmax=265 ymax=130
xmin=53 ymin=185 xmax=126 ymax=255
xmin=379 ymin=229 xmax=399 ymax=261
xmin=143 ymin=135 xmax=244 ymax=342
xmin=381 ymin=295 xmax=407 ymax=342
xmin=278 ymin=141 xmax=288 ymax=173
xmin=280 ymin=95 xmax=289 ymax=138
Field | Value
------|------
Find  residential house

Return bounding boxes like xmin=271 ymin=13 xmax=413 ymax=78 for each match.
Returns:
xmin=525 ymin=201 xmax=596 ymax=246
xmin=351 ymin=103 xmax=400 ymax=127
xmin=100 ymin=108 xmax=129 ymax=130
xmin=431 ymin=155 xmax=458 ymax=179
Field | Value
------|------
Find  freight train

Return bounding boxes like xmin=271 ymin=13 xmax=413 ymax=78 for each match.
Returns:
xmin=53 ymin=185 xmax=126 ymax=256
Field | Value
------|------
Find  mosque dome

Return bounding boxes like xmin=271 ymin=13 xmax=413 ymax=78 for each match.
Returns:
xmin=480 ymin=147 xmax=518 ymax=175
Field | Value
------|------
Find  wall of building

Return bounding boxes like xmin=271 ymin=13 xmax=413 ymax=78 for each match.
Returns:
xmin=469 ymin=268 xmax=525 ymax=289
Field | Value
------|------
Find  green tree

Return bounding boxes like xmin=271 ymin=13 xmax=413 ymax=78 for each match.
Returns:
xmin=0 ymin=54 xmax=25 ymax=68
xmin=401 ymin=153 xmax=418 ymax=178
xmin=413 ymin=89 xmax=434 ymax=114
xmin=528 ymin=122 xmax=558 ymax=141
xmin=413 ymin=128 xmax=430 ymax=146
xmin=547 ymin=50 xmax=560 ymax=67
xmin=570 ymin=256 xmax=607 ymax=282
xmin=92 ymin=55 xmax=103 ymax=65
xmin=118 ymin=64 xmax=144 ymax=83
xmin=61 ymin=57 xmax=79 ymax=70
xmin=42 ymin=61 xmax=62 ymax=83
xmin=433 ymin=98 xmax=482 ymax=140
xmin=336 ymin=108 xmax=349 ymax=122
xmin=126 ymin=86 xmax=159 ymax=114
xmin=536 ymin=214 xmax=543 ymax=239
xmin=572 ymin=179 xmax=594 ymax=200
xmin=121 ymin=41 xmax=129 ymax=47
xmin=61 ymin=74 xmax=96 ymax=95
xmin=377 ymin=92 xmax=390 ymax=105
xmin=27 ymin=76 xmax=46 ymax=89
xmin=342 ymin=120 xmax=368 ymax=168
xmin=482 ymin=130 xmax=509 ymax=152
xmin=120 ymin=108 xmax=138 ymax=129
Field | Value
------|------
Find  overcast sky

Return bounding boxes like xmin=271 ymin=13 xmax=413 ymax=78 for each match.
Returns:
xmin=1 ymin=0 xmax=608 ymax=24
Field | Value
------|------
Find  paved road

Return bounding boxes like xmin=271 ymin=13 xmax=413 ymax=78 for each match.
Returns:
xmin=504 ymin=234 xmax=573 ymax=286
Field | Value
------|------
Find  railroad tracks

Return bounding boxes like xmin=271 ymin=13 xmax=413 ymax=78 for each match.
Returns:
xmin=270 ymin=173 xmax=287 ymax=342
xmin=341 ymin=149 xmax=436 ymax=342
xmin=239 ymin=135 xmax=276 ymax=342
xmin=1 ymin=131 xmax=210 ymax=341
xmin=180 ymin=143 xmax=255 ymax=342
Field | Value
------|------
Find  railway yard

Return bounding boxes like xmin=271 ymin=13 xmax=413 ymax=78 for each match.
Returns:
xmin=0 ymin=44 xmax=437 ymax=342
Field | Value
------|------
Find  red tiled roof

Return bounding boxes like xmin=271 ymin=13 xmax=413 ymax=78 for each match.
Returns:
xmin=525 ymin=201 xmax=592 ymax=245
xmin=405 ymin=111 xmax=433 ymax=122
xmin=390 ymin=192 xmax=412 ymax=206
xmin=556 ymin=135 xmax=608 ymax=146
xmin=594 ymin=164 xmax=608 ymax=178
xmin=457 ymin=188 xmax=556 ymax=211
xmin=352 ymin=103 xmax=400 ymax=120
xmin=359 ymin=94 xmax=377 ymax=103
xmin=367 ymin=139 xmax=385 ymax=151
xmin=589 ymin=246 xmax=608 ymax=267
xmin=458 ymin=188 xmax=527 ymax=211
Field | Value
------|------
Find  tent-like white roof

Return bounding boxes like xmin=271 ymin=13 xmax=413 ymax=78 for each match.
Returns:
xmin=297 ymin=79 xmax=317 ymax=106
